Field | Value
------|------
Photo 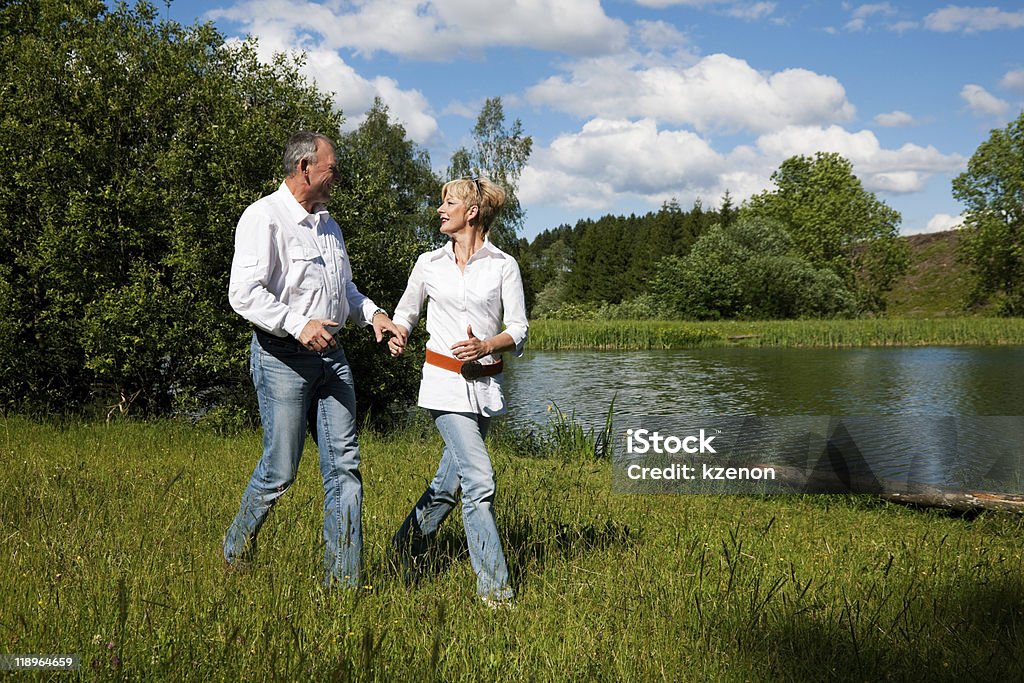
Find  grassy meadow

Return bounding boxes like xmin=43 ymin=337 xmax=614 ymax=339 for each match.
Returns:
xmin=3 ymin=417 xmax=1023 ymax=681
xmin=528 ymin=317 xmax=1024 ymax=351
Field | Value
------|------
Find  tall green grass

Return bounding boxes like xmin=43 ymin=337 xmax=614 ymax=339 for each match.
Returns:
xmin=3 ymin=417 xmax=1023 ymax=680
xmin=529 ymin=317 xmax=1024 ymax=350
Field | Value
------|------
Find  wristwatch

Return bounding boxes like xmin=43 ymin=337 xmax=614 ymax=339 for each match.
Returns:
xmin=371 ymin=308 xmax=387 ymax=321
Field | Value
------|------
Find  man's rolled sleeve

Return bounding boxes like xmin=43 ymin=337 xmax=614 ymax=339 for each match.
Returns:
xmin=282 ymin=311 xmax=311 ymax=339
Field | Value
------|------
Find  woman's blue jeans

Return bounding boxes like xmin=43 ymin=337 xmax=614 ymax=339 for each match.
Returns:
xmin=397 ymin=410 xmax=513 ymax=600
xmin=223 ymin=333 xmax=362 ymax=587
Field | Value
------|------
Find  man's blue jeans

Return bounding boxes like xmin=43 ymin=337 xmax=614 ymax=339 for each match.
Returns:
xmin=223 ymin=333 xmax=362 ymax=586
xmin=396 ymin=410 xmax=513 ymax=600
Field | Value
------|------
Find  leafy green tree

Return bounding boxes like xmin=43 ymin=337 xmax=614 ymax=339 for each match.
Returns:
xmin=649 ymin=216 xmax=856 ymax=320
xmin=2 ymin=0 xmax=333 ymax=414
xmin=447 ymin=98 xmax=532 ymax=251
xmin=743 ymin=152 xmax=908 ymax=313
xmin=0 ymin=0 xmax=431 ymax=422
xmin=952 ymin=112 xmax=1024 ymax=314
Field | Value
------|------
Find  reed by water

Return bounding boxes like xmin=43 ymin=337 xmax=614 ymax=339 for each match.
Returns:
xmin=3 ymin=417 xmax=1022 ymax=681
xmin=528 ymin=317 xmax=1024 ymax=350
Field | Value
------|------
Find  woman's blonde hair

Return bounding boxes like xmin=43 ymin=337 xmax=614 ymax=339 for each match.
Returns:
xmin=441 ymin=177 xmax=506 ymax=233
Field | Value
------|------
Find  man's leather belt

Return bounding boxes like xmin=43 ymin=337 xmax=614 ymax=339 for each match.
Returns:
xmin=254 ymin=327 xmax=300 ymax=349
xmin=425 ymin=348 xmax=503 ymax=380
xmin=254 ymin=327 xmax=340 ymax=353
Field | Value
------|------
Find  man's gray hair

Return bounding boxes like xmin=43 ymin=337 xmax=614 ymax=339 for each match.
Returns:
xmin=283 ymin=131 xmax=334 ymax=177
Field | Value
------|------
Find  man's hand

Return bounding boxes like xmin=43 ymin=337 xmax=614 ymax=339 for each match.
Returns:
xmin=298 ymin=319 xmax=340 ymax=352
xmin=372 ymin=312 xmax=407 ymax=345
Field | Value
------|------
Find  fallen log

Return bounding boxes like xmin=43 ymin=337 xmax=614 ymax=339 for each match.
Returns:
xmin=754 ymin=463 xmax=1024 ymax=514
xmin=880 ymin=488 xmax=1024 ymax=515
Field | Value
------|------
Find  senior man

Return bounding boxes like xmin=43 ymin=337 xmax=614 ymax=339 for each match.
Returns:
xmin=222 ymin=131 xmax=404 ymax=587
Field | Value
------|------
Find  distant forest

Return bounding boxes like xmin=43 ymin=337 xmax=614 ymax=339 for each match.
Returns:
xmin=513 ymin=151 xmax=916 ymax=322
xmin=514 ymin=196 xmax=737 ymax=316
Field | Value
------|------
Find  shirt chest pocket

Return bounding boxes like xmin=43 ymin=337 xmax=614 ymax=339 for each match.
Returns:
xmin=466 ymin=276 xmax=501 ymax=310
xmin=288 ymin=246 xmax=325 ymax=291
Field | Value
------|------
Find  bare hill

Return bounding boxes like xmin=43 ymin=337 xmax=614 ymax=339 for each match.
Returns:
xmin=884 ymin=230 xmax=976 ymax=317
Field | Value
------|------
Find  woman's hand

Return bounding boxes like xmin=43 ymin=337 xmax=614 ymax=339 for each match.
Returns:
xmin=387 ymin=325 xmax=409 ymax=357
xmin=450 ymin=324 xmax=492 ymax=362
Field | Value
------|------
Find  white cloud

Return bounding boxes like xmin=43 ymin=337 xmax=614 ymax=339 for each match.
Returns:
xmin=207 ymin=0 xmax=619 ymax=144
xmin=633 ymin=20 xmax=695 ymax=54
xmin=633 ymin=0 xmax=776 ymax=19
xmin=209 ymin=0 xmax=629 ymax=60
xmin=960 ymin=84 xmax=1010 ymax=118
xmin=851 ymin=3 xmax=895 ymax=18
xmin=1000 ymin=68 xmax=1024 ymax=94
xmin=887 ymin=20 xmax=918 ymax=32
xmin=635 ymin=0 xmax=710 ymax=5
xmin=634 ymin=0 xmax=727 ymax=7
xmin=727 ymin=3 xmax=777 ymax=21
xmin=868 ymin=171 xmax=928 ymax=193
xmin=526 ymin=53 xmax=855 ymax=134
xmin=874 ymin=110 xmax=916 ymax=127
xmin=917 ymin=213 xmax=964 ymax=234
xmin=440 ymin=100 xmax=482 ymax=119
xmin=368 ymin=78 xmax=440 ymax=144
xmin=520 ymin=118 xmax=726 ymax=209
xmin=842 ymin=4 xmax=919 ymax=32
xmin=755 ymin=125 xmax=966 ymax=194
xmin=924 ymin=6 xmax=1024 ymax=33
xmin=224 ymin=32 xmax=440 ymax=143
xmin=204 ymin=0 xmax=630 ymax=142
xmin=520 ymin=119 xmax=966 ymax=216
xmin=844 ymin=3 xmax=896 ymax=31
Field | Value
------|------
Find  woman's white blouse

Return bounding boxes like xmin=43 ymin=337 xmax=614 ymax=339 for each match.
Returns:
xmin=392 ymin=240 xmax=528 ymax=416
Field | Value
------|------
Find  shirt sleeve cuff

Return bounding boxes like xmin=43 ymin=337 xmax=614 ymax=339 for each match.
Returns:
xmin=283 ymin=312 xmax=310 ymax=339
xmin=505 ymin=325 xmax=528 ymax=357
xmin=391 ymin=316 xmax=414 ymax=336
xmin=358 ymin=300 xmax=382 ymax=327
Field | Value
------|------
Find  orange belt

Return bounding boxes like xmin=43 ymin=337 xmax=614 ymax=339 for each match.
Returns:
xmin=425 ymin=348 xmax=503 ymax=380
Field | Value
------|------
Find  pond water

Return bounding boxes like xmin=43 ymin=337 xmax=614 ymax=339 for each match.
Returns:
xmin=501 ymin=346 xmax=1024 ymax=493
xmin=503 ymin=346 xmax=1024 ymax=424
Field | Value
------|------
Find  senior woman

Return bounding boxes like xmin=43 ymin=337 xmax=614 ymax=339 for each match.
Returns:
xmin=387 ymin=177 xmax=527 ymax=607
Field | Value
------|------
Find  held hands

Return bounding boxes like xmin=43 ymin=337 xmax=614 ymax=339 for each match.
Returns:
xmin=300 ymin=314 xmax=407 ymax=353
xmin=450 ymin=324 xmax=491 ymax=362
xmin=372 ymin=311 xmax=407 ymax=345
xmin=387 ymin=323 xmax=410 ymax=357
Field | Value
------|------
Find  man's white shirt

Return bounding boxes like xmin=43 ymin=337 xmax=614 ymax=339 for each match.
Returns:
xmin=229 ymin=183 xmax=379 ymax=338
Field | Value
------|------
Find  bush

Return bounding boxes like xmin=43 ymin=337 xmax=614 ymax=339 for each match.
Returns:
xmin=649 ymin=216 xmax=858 ymax=320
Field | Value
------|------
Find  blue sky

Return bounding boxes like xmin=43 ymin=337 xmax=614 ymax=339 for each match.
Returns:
xmin=165 ymin=1 xmax=1024 ymax=240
